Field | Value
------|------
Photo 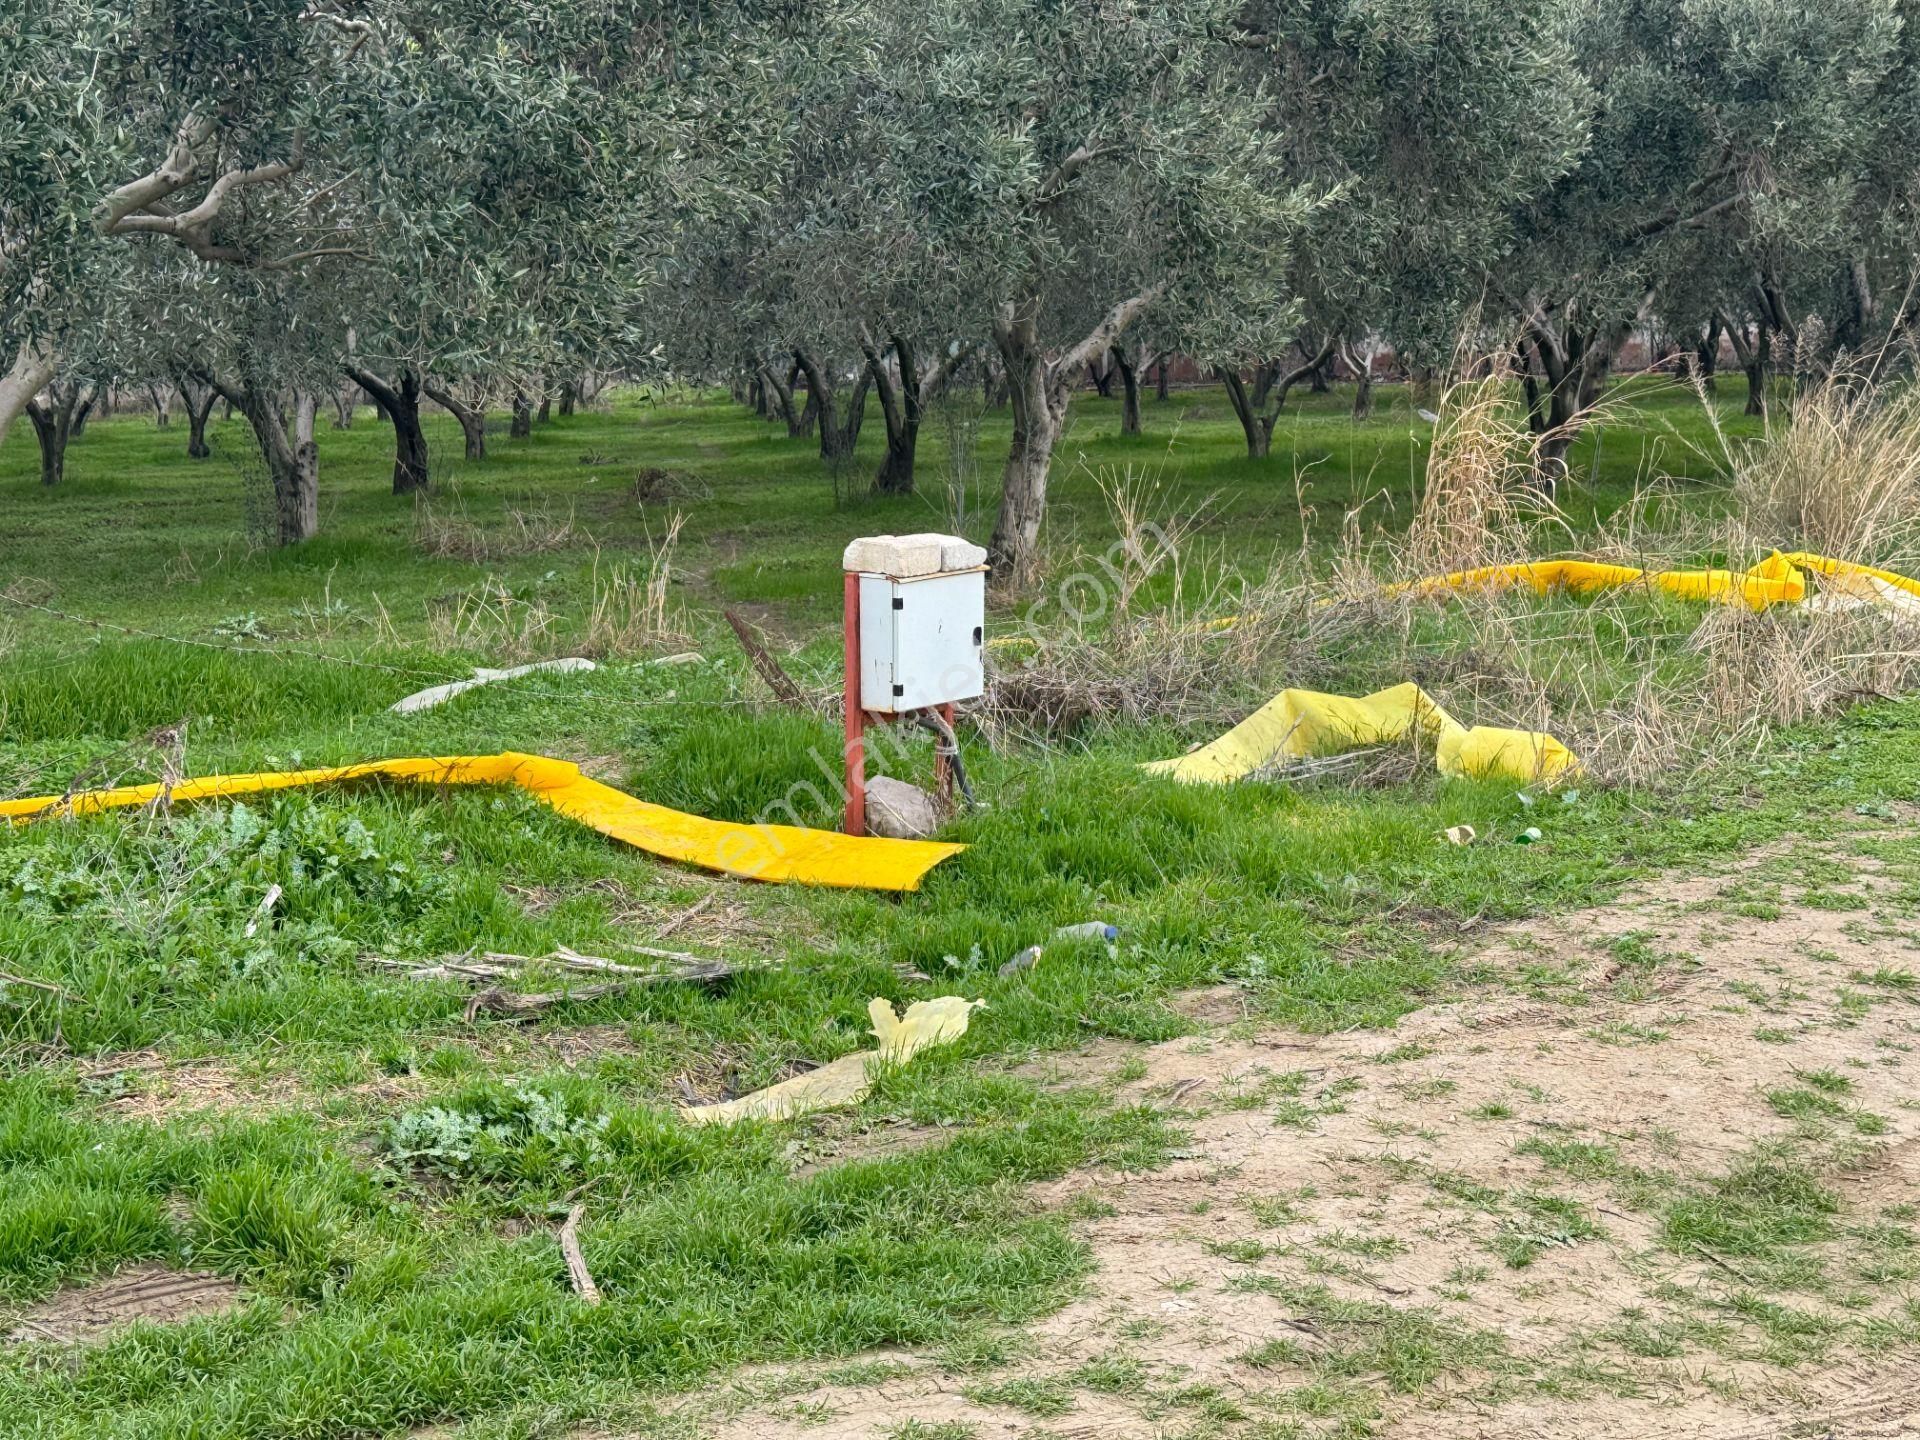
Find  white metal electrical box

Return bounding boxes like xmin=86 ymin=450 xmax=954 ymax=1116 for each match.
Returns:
xmin=845 ymin=533 xmax=987 ymax=714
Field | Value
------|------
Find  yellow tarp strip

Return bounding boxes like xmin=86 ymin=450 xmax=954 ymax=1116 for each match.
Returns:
xmin=1142 ymin=681 xmax=1577 ymax=787
xmin=1136 ymin=679 xmax=1574 ymax=783
xmin=681 ymin=996 xmax=983 ymax=1126
xmin=1782 ymin=552 xmax=1920 ymax=603
xmin=1393 ymin=550 xmax=1920 ymax=614
xmin=1139 ymin=550 xmax=1920 ymax=789
xmin=0 ymin=751 xmax=963 ymax=892
xmin=1393 ymin=552 xmax=1807 ymax=611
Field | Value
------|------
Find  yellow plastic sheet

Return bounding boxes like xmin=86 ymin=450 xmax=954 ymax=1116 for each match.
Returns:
xmin=1142 ymin=681 xmax=1576 ymax=786
xmin=1395 ymin=550 xmax=1920 ymax=614
xmin=1783 ymin=552 xmax=1920 ymax=604
xmin=680 ymin=996 xmax=984 ymax=1126
xmin=0 ymin=752 xmax=962 ymax=892
xmin=1140 ymin=549 xmax=1920 ymax=790
xmin=1394 ymin=552 xmax=1807 ymax=611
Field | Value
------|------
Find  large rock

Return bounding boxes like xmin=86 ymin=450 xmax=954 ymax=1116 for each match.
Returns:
xmin=865 ymin=775 xmax=943 ymax=839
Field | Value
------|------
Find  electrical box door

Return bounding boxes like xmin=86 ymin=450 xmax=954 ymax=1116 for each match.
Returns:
xmin=857 ymin=568 xmax=986 ymax=713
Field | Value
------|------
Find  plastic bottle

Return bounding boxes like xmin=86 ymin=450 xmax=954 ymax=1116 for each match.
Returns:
xmin=1053 ymin=922 xmax=1119 ymax=943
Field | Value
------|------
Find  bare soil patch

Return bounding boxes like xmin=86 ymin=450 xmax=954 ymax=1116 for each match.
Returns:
xmin=5 ymin=1264 xmax=245 ymax=1345
xmin=665 ymin=833 xmax=1920 ymax=1439
xmin=83 ymin=1023 xmax=651 ymax=1125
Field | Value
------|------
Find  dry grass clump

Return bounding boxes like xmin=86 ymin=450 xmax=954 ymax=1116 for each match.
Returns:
xmin=981 ymin=470 xmax=1386 ymax=742
xmin=989 ymin=363 xmax=1920 ymax=789
xmin=1691 ymin=602 xmax=1920 ymax=734
xmin=632 ymin=467 xmax=711 ymax=506
xmin=423 ymin=577 xmax=560 ymax=660
xmin=399 ymin=510 xmax=689 ymax=662
xmin=983 ymin=581 xmax=1367 ymax=740
xmin=1403 ymin=364 xmax=1539 ymax=576
xmin=1385 ymin=361 xmax=1920 ymax=782
xmin=412 ymin=496 xmax=581 ymax=563
xmin=1731 ymin=370 xmax=1920 ymax=567
xmin=582 ymin=513 xmax=689 ymax=656
xmin=1668 ymin=368 xmax=1920 ymax=759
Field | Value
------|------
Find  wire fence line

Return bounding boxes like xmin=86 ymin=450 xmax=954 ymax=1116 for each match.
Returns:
xmin=0 ymin=592 xmax=766 ymax=717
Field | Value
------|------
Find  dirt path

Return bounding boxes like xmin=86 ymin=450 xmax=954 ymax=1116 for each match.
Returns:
xmin=664 ymin=832 xmax=1920 ymax=1439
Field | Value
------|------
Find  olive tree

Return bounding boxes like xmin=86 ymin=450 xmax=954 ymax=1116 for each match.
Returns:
xmin=2 ymin=0 xmax=783 ymax=539
xmin=858 ymin=0 xmax=1309 ymax=586
xmin=1494 ymin=0 xmax=1915 ymax=482
xmin=655 ymin=8 xmax=980 ymax=499
xmin=1209 ymin=0 xmax=1587 ymax=457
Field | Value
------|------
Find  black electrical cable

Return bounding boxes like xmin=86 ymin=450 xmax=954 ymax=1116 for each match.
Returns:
xmin=915 ymin=708 xmax=977 ymax=809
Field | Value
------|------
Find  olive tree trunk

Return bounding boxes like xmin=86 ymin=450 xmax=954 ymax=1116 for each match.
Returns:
xmin=424 ymin=380 xmax=487 ymax=461
xmin=760 ymin=363 xmax=803 ymax=435
xmin=1219 ymin=337 xmax=1335 ymax=458
xmin=793 ymin=348 xmax=847 ymax=462
xmin=215 ymin=378 xmax=320 ymax=545
xmin=1216 ymin=367 xmax=1275 ymax=458
xmin=1086 ymin=351 xmax=1115 ymax=398
xmin=347 ymin=365 xmax=430 ymax=495
xmin=181 ymin=378 xmax=217 ymax=458
xmin=510 ymin=392 xmax=532 ymax=438
xmin=25 ymin=382 xmax=94 ymax=487
xmin=841 ymin=365 xmax=871 ymax=454
xmin=1721 ymin=311 xmax=1770 ymax=418
xmin=1695 ymin=316 xmax=1722 ymax=396
xmin=990 ymin=318 xmax=1064 ymax=588
xmin=1517 ymin=295 xmax=1649 ymax=493
xmin=988 ymin=287 xmax=1160 ymax=588
xmin=862 ymin=335 xmax=970 ymax=496
xmin=1337 ymin=338 xmax=1376 ymax=420
xmin=865 ymin=339 xmax=919 ymax=495
xmin=1112 ymin=345 xmax=1142 ymax=435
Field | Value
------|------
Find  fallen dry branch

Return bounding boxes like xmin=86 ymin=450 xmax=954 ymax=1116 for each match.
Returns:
xmin=723 ymin=609 xmax=806 ymax=708
xmin=558 ymin=1204 xmax=602 ymax=1305
xmin=651 ymin=892 xmax=714 ymax=941
xmin=0 ymin=971 xmax=78 ymax=1003
xmin=77 ymin=1053 xmax=223 ymax=1083
xmin=370 ymin=944 xmax=746 ymax=982
xmin=461 ymin=982 xmax=635 ymax=1021
xmin=366 ymin=944 xmax=770 ymax=1021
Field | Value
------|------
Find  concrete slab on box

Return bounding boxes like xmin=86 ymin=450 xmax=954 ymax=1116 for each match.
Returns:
xmin=842 ymin=533 xmax=988 ymax=578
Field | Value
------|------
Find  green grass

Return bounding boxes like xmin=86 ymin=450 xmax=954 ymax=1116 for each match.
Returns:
xmin=1661 ymin=1144 xmax=1841 ymax=1267
xmin=0 ymin=381 xmax=1912 ymax=1436
xmin=963 ymin=1374 xmax=1077 ymax=1417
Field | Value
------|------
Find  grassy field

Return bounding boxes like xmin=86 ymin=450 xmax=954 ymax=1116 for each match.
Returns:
xmin=2 ymin=379 xmax=1917 ymax=1438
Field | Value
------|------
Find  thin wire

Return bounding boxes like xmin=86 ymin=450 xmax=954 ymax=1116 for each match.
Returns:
xmin=0 ymin=593 xmax=768 ymax=714
xmin=2 ymin=595 xmax=440 ymax=679
xmin=0 ymin=646 xmax=98 ymax=678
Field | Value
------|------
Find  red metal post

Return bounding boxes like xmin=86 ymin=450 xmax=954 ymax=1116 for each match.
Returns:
xmin=843 ymin=570 xmax=866 ymax=836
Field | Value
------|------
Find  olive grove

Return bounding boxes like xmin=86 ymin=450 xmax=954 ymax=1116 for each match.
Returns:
xmin=4 ymin=0 xmax=1918 ymax=570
